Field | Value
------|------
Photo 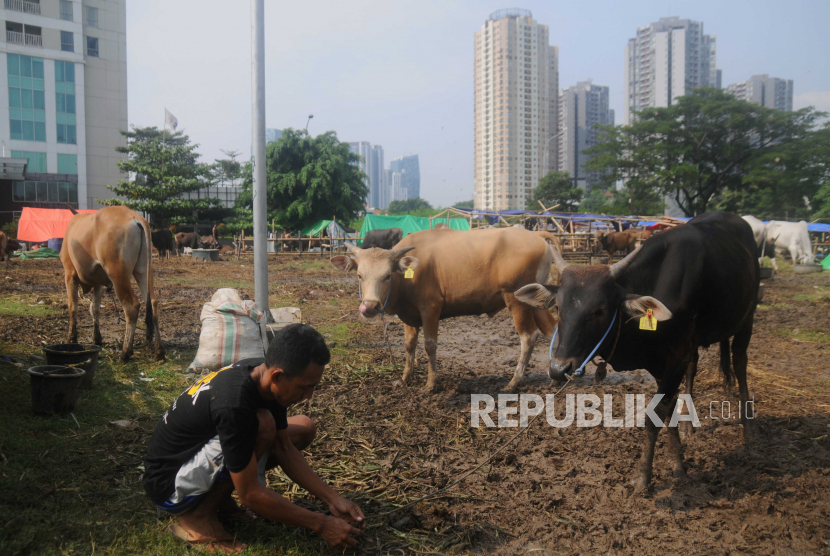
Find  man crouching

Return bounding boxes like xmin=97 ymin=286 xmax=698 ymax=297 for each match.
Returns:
xmin=142 ymin=324 xmax=364 ymax=553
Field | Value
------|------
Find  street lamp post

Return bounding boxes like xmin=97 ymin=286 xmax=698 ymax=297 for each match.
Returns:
xmin=305 ymin=114 xmax=314 ymax=131
xmin=542 ymin=130 xmax=564 ymax=180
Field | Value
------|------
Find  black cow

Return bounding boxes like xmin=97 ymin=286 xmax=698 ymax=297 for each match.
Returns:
xmin=515 ymin=212 xmax=758 ymax=490
xmin=151 ymin=229 xmax=175 ymax=260
xmin=361 ymin=227 xmax=403 ymax=249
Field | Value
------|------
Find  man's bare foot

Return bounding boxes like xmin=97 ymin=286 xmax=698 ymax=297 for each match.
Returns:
xmin=177 ymin=510 xmax=231 ymax=541
xmin=168 ymin=523 xmax=247 ymax=554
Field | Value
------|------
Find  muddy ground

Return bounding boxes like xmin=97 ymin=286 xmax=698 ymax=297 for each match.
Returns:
xmin=1 ymin=255 xmax=830 ymax=555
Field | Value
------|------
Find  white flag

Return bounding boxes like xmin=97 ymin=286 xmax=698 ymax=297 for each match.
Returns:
xmin=164 ymin=108 xmax=178 ymax=130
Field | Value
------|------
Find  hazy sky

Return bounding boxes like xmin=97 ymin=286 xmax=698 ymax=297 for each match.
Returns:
xmin=127 ymin=0 xmax=830 ymax=207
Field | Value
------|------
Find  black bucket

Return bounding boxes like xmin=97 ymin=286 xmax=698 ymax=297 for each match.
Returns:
xmin=42 ymin=343 xmax=102 ymax=389
xmin=27 ymin=365 xmax=86 ymax=415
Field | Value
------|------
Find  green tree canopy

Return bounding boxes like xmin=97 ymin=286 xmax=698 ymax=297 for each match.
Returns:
xmin=387 ymin=197 xmax=433 ymax=214
xmin=527 ymin=171 xmax=583 ymax=212
xmin=101 ymin=126 xmax=223 ymax=227
xmin=586 ymin=88 xmax=826 ymax=217
xmin=234 ymin=129 xmax=368 ymax=232
xmin=454 ymin=199 xmax=474 ymax=209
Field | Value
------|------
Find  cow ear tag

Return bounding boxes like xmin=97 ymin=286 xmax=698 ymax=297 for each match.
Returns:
xmin=404 ymin=266 xmax=414 ymax=279
xmin=639 ymin=309 xmax=657 ymax=331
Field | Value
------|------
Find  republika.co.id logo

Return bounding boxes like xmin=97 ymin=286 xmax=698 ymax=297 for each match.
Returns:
xmin=470 ymin=394 xmax=755 ymax=428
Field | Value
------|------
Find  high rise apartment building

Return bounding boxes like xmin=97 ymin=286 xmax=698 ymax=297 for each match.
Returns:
xmin=558 ymin=80 xmax=614 ymax=191
xmin=1 ymin=0 xmax=128 ymax=210
xmin=265 ymin=128 xmax=282 ymax=143
xmin=474 ymin=9 xmax=558 ymax=210
xmin=726 ymin=75 xmax=793 ymax=111
xmin=624 ymin=17 xmax=720 ymax=124
xmin=348 ymin=141 xmax=385 ymax=208
xmin=389 ymin=154 xmax=420 ymax=200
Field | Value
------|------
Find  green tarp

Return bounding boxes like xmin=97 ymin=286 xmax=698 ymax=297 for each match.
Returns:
xmin=358 ymin=214 xmax=470 ymax=239
xmin=300 ymin=220 xmax=333 ymax=237
xmin=822 ymin=254 xmax=830 ymax=270
xmin=14 ymin=247 xmax=61 ymax=260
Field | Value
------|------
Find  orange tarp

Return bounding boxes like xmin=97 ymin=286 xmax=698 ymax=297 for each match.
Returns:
xmin=17 ymin=207 xmax=97 ymax=243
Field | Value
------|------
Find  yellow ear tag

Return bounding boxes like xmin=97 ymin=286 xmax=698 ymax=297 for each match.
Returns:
xmin=404 ymin=266 xmax=414 ymax=279
xmin=639 ymin=309 xmax=657 ymax=331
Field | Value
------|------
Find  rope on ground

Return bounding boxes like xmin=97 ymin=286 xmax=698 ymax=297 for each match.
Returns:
xmin=364 ymin=375 xmax=573 ymax=520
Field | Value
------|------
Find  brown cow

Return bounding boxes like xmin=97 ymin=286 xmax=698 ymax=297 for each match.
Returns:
xmin=595 ymin=228 xmax=653 ymax=263
xmin=219 ymin=244 xmax=235 ymax=256
xmin=0 ymin=231 xmax=7 ymax=262
xmin=175 ymin=232 xmax=202 ymax=255
xmin=61 ymin=206 xmax=164 ymax=362
xmin=331 ymin=228 xmax=557 ymax=391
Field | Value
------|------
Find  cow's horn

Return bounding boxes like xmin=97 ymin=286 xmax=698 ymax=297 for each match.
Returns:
xmin=550 ymin=242 xmax=570 ymax=273
xmin=345 ymin=242 xmax=362 ymax=255
xmin=390 ymin=246 xmax=416 ymax=259
xmin=609 ymin=244 xmax=642 ymax=279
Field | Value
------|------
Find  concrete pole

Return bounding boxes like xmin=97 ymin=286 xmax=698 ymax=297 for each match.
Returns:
xmin=252 ymin=0 xmax=268 ymax=314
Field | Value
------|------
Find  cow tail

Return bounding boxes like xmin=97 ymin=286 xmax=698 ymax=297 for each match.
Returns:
xmin=137 ymin=220 xmax=153 ymax=339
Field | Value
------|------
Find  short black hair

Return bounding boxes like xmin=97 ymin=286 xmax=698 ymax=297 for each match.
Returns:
xmin=265 ymin=323 xmax=330 ymax=378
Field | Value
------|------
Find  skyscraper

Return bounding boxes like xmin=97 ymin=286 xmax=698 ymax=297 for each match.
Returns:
xmin=265 ymin=128 xmax=282 ymax=143
xmin=348 ymin=141 xmax=384 ymax=208
xmin=558 ymin=80 xmax=614 ymax=191
xmin=624 ymin=17 xmax=719 ymax=124
xmin=726 ymin=75 xmax=794 ymax=111
xmin=2 ymin=0 xmax=128 ymax=210
xmin=389 ymin=154 xmax=420 ymax=199
xmin=474 ymin=9 xmax=559 ymax=210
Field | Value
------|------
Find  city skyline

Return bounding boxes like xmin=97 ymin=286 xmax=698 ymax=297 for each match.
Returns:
xmin=124 ymin=1 xmax=830 ymax=208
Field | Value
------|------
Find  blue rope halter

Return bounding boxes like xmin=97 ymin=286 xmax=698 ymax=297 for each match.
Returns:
xmin=549 ymin=310 xmax=618 ymax=377
xmin=358 ymin=280 xmax=392 ymax=321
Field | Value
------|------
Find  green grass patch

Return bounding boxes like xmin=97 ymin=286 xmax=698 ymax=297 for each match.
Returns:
xmin=774 ymin=327 xmax=830 ymax=343
xmin=0 ymin=296 xmax=59 ymax=318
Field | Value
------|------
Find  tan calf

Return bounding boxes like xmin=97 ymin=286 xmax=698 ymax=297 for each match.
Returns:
xmin=331 ymin=227 xmax=556 ymax=391
xmin=61 ymin=206 xmax=164 ymax=362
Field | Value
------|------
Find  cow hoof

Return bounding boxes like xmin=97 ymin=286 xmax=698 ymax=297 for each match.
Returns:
xmin=120 ymin=352 xmax=132 ymax=363
xmin=155 ymin=351 xmax=166 ymax=362
xmin=678 ymin=421 xmax=695 ymax=439
xmin=424 ymin=381 xmax=438 ymax=393
xmin=672 ymin=466 xmax=686 ymax=478
xmin=631 ymin=477 xmax=651 ymax=494
xmin=93 ymin=335 xmax=103 ymax=346
xmin=504 ymin=380 xmax=520 ymax=393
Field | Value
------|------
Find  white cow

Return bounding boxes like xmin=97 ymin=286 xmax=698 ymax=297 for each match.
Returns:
xmin=741 ymin=215 xmax=767 ymax=261
xmin=765 ymin=220 xmax=814 ymax=271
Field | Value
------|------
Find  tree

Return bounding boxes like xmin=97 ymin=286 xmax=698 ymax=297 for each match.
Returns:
xmin=234 ymin=129 xmax=368 ymax=232
xmin=101 ymin=126 xmax=223 ymax=227
xmin=715 ymin=119 xmax=830 ymax=219
xmin=586 ymin=88 xmax=825 ymax=217
xmin=527 ymin=171 xmax=583 ymax=212
xmin=215 ymin=149 xmax=242 ymax=187
xmin=455 ymin=199 xmax=474 ymax=209
xmin=387 ymin=197 xmax=432 ymax=214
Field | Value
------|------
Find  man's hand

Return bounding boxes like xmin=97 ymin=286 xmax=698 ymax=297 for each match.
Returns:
xmin=319 ymin=515 xmax=363 ymax=549
xmin=328 ymin=496 xmax=365 ymax=529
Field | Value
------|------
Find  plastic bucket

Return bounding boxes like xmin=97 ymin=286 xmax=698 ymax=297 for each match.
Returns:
xmin=759 ymin=267 xmax=773 ymax=280
xmin=27 ymin=365 xmax=86 ymax=415
xmin=48 ymin=238 xmax=63 ymax=252
xmin=42 ymin=343 xmax=102 ymax=389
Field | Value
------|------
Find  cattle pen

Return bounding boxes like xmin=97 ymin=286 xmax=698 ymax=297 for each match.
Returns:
xmin=226 ymin=210 xmax=690 ymax=263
